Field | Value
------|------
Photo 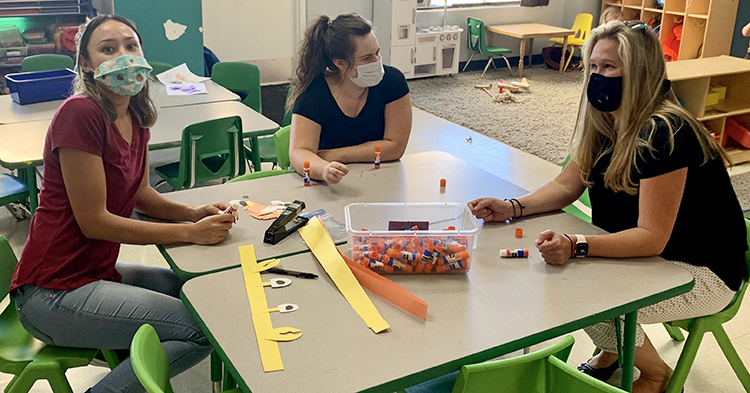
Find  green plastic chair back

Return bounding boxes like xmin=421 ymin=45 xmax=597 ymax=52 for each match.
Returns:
xmin=131 ymin=323 xmax=241 ymax=393
xmin=148 ymin=61 xmax=174 ymax=76
xmin=403 ymin=336 xmax=624 ymax=393
xmin=21 ymin=54 xmax=74 ymax=72
xmin=468 ymin=17 xmax=512 ymax=57
xmin=131 ymin=324 xmax=174 ymax=393
xmin=661 ymin=218 xmax=750 ymax=393
xmin=226 ymin=169 xmax=294 ymax=183
xmin=154 ymin=116 xmax=246 ymax=191
xmin=0 ymin=235 xmax=101 ymax=393
xmin=560 ymin=154 xmax=592 ymax=223
xmin=274 ymin=125 xmax=291 ymax=170
xmin=211 ymin=62 xmax=262 ymax=113
xmin=0 ymin=174 xmax=28 ymax=208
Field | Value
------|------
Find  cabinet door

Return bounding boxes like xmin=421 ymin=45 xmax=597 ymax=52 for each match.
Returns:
xmin=390 ymin=46 xmax=414 ymax=78
xmin=415 ymin=43 xmax=436 ymax=65
xmin=391 ymin=0 xmax=417 ymax=47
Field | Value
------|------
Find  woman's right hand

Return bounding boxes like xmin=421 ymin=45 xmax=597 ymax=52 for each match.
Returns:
xmin=467 ymin=197 xmax=514 ymax=222
xmin=322 ymin=161 xmax=349 ymax=184
xmin=187 ymin=213 xmax=235 ymax=245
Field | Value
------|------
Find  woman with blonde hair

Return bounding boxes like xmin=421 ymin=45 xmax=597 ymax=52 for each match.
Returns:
xmin=10 ymin=14 xmax=234 ymax=392
xmin=468 ymin=21 xmax=746 ymax=392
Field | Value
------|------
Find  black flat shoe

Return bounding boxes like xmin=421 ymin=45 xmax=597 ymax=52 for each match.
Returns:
xmin=577 ymin=358 xmax=620 ymax=382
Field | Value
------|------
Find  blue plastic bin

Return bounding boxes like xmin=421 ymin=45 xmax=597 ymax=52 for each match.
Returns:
xmin=5 ymin=68 xmax=75 ymax=105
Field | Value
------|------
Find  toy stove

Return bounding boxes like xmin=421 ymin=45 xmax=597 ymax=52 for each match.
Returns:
xmin=415 ymin=25 xmax=463 ymax=76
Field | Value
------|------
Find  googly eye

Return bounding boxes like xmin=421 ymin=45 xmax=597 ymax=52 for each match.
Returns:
xmin=276 ymin=303 xmax=299 ymax=313
xmin=269 ymin=278 xmax=292 ymax=288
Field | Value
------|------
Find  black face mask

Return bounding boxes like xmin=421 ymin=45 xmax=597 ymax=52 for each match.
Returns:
xmin=587 ymin=73 xmax=623 ymax=113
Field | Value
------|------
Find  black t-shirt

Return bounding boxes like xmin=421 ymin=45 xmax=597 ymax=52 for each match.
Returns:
xmin=292 ymin=65 xmax=409 ymax=150
xmin=589 ymin=117 xmax=747 ymax=290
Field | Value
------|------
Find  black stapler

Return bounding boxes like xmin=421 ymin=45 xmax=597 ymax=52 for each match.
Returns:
xmin=263 ymin=200 xmax=309 ymax=245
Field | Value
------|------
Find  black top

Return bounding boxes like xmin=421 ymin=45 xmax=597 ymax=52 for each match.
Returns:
xmin=292 ymin=65 xmax=409 ymax=150
xmin=588 ymin=117 xmax=747 ymax=290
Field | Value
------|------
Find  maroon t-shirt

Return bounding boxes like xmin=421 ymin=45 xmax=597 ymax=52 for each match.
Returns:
xmin=11 ymin=95 xmax=150 ymax=292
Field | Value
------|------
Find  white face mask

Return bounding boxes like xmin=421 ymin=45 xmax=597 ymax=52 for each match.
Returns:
xmin=348 ymin=59 xmax=384 ymax=88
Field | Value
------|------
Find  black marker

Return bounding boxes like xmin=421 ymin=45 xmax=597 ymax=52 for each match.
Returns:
xmin=266 ymin=267 xmax=318 ymax=279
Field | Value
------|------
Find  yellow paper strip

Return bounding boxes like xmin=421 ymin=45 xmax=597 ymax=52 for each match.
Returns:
xmin=239 ymin=245 xmax=302 ymax=372
xmin=298 ymin=216 xmax=390 ymax=333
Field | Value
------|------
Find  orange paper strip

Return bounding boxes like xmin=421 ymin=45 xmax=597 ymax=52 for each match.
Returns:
xmin=338 ymin=249 xmax=428 ymax=321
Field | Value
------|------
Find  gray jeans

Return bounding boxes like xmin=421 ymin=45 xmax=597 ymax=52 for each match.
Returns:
xmin=12 ymin=262 xmax=212 ymax=393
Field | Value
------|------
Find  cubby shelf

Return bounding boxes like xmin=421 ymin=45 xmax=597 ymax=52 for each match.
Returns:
xmin=601 ymin=0 xmax=738 ymax=61
xmin=667 ymin=56 xmax=750 ymax=164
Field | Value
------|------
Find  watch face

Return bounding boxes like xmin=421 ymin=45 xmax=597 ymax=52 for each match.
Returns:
xmin=576 ymin=243 xmax=588 ymax=256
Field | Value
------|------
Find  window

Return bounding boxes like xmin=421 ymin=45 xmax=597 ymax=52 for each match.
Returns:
xmin=427 ymin=0 xmax=519 ymax=7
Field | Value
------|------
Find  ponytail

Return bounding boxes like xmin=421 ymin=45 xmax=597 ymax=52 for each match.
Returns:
xmin=287 ymin=13 xmax=372 ymax=110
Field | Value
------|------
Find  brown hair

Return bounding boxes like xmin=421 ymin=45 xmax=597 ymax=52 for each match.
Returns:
xmin=73 ymin=14 xmax=157 ymax=127
xmin=286 ymin=13 xmax=373 ymax=110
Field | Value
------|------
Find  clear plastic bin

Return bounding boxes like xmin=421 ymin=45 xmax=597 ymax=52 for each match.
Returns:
xmin=345 ymin=202 xmax=479 ymax=273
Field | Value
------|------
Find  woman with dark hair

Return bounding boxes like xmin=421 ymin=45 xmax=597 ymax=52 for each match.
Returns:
xmin=469 ymin=21 xmax=746 ymax=392
xmin=10 ymin=15 xmax=234 ymax=392
xmin=288 ymin=13 xmax=412 ymax=184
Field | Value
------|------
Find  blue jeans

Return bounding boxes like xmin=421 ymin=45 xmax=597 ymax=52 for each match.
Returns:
xmin=13 ymin=262 xmax=212 ymax=393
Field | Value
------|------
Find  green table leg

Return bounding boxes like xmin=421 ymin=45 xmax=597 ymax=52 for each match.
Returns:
xmin=211 ymin=352 xmax=222 ymax=393
xmin=23 ymin=167 xmax=38 ymax=214
xmin=249 ymin=136 xmax=261 ymax=172
xmin=223 ymin=367 xmax=236 ymax=390
xmin=620 ymin=311 xmax=637 ymax=392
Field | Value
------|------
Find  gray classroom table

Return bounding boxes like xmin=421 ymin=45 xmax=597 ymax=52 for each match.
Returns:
xmin=179 ymin=170 xmax=694 ymax=393
xmin=0 ymin=80 xmax=238 ymax=124
xmin=157 ymin=151 xmax=529 ymax=279
xmin=0 ymin=102 xmax=277 ymax=213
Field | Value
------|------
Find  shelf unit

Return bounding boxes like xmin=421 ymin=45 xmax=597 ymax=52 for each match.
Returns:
xmin=666 ymin=56 xmax=750 ymax=164
xmin=601 ymin=0 xmax=738 ymax=61
xmin=0 ymin=0 xmax=95 ymax=69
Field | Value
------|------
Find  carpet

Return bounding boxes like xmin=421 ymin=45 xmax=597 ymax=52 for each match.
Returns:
xmin=408 ymin=66 xmax=750 ymax=210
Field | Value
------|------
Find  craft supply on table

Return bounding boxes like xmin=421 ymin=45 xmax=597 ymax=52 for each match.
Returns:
xmin=500 ymin=249 xmax=530 ymax=258
xmin=515 ymin=228 xmax=523 ymax=238
xmin=440 ymin=178 xmax=446 ymax=193
xmin=345 ymin=203 xmax=479 ymax=273
xmin=374 ymin=145 xmax=381 ymax=169
xmin=303 ymin=160 xmax=310 ymax=187
xmin=264 ymin=200 xmax=309 ymax=245
xmin=266 ymin=266 xmax=318 ymax=279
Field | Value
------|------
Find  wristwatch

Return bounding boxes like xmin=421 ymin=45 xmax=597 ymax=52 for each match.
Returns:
xmin=574 ymin=234 xmax=588 ymax=257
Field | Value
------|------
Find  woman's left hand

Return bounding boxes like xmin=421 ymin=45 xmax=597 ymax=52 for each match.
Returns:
xmin=535 ymin=230 xmax=572 ymax=266
xmin=191 ymin=202 xmax=229 ymax=222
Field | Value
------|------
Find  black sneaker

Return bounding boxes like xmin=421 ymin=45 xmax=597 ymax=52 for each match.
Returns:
xmin=577 ymin=358 xmax=620 ymax=382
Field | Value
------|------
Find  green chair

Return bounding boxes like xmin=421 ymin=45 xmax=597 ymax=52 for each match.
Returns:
xmin=402 ymin=335 xmax=624 ymax=393
xmin=211 ymin=62 xmax=277 ymax=171
xmin=0 ymin=235 xmax=120 ymax=393
xmin=225 ymin=125 xmax=294 ymax=182
xmin=154 ymin=116 xmax=246 ymax=191
xmin=131 ymin=324 xmax=241 ymax=393
xmin=20 ymin=54 xmax=74 ymax=73
xmin=0 ymin=174 xmax=30 ymax=220
xmin=660 ymin=218 xmax=750 ymax=393
xmin=466 ymin=17 xmax=513 ymax=79
xmin=148 ymin=61 xmax=174 ymax=76
xmin=561 ymin=154 xmax=592 ymax=223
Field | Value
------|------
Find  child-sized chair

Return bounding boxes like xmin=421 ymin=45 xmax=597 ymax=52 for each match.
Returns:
xmin=0 ymin=235 xmax=118 ymax=393
xmin=154 ymin=116 xmax=245 ymax=191
xmin=131 ymin=324 xmax=241 ymax=393
xmin=466 ymin=17 xmax=514 ymax=79
xmin=21 ymin=54 xmax=74 ymax=72
xmin=660 ymin=218 xmax=750 ymax=393
xmin=549 ymin=13 xmax=593 ymax=71
xmin=0 ymin=173 xmax=29 ymax=221
xmin=401 ymin=335 xmax=625 ymax=393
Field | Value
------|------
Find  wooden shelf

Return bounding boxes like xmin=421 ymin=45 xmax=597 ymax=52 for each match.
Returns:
xmin=700 ymin=99 xmax=750 ymax=121
xmin=688 ymin=13 xmax=708 ymax=19
xmin=726 ymin=148 xmax=750 ymax=164
xmin=665 ymin=10 xmax=686 ymax=16
xmin=623 ymin=5 xmax=642 ymax=9
xmin=644 ymin=7 xmax=662 ymax=12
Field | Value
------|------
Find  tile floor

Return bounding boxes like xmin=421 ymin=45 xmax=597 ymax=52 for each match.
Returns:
xmin=1 ymin=107 xmax=749 ymax=392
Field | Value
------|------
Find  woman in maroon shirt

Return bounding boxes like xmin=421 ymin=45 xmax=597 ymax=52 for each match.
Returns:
xmin=10 ymin=15 xmax=235 ymax=393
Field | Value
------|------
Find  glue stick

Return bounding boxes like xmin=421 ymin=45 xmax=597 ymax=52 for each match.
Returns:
xmin=374 ymin=145 xmax=381 ymax=169
xmin=303 ymin=160 xmax=310 ymax=187
xmin=499 ymin=249 xmax=530 ymax=258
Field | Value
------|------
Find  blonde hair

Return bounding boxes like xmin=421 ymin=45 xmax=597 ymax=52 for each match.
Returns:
xmin=73 ymin=15 xmax=157 ymax=128
xmin=599 ymin=7 xmax=624 ymax=25
xmin=571 ymin=21 xmax=727 ymax=195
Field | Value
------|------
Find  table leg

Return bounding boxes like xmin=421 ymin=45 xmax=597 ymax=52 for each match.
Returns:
xmin=249 ymin=136 xmax=261 ymax=172
xmin=211 ymin=352 xmax=222 ymax=393
xmin=223 ymin=368 xmax=237 ymax=390
xmin=528 ymin=38 xmax=534 ymax=71
xmin=23 ymin=167 xmax=38 ymax=214
xmin=518 ymin=38 xmax=526 ymax=78
xmin=620 ymin=312 xmax=637 ymax=392
xmin=560 ymin=36 xmax=569 ymax=74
